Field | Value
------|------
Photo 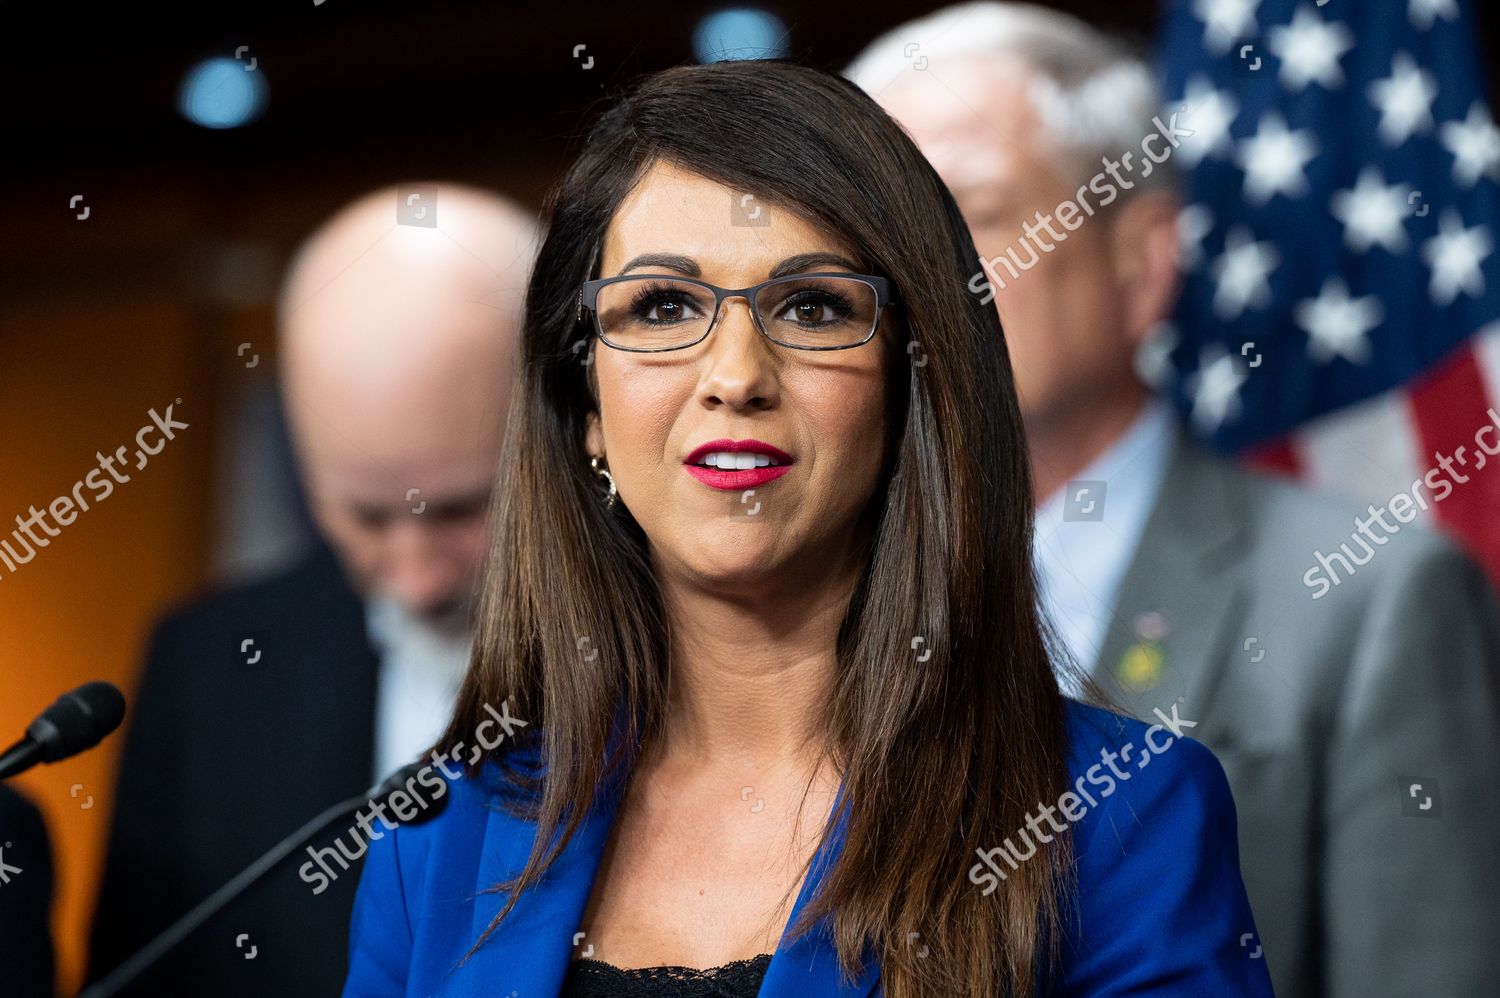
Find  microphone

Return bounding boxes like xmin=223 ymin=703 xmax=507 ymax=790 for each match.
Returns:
xmin=79 ymin=758 xmax=451 ymax=998
xmin=0 ymin=681 xmax=126 ymax=780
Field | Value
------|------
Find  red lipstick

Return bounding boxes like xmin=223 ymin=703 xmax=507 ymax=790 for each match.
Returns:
xmin=683 ymin=438 xmax=794 ymax=491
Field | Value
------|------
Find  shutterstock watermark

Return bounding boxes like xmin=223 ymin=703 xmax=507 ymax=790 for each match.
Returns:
xmin=0 ymin=403 xmax=189 ymax=581
xmin=1302 ymin=406 xmax=1500 ymax=599
xmin=298 ymin=698 xmax=528 ymax=895
xmin=966 ymin=110 xmax=1195 ymax=305
xmin=967 ymin=703 xmax=1197 ymax=894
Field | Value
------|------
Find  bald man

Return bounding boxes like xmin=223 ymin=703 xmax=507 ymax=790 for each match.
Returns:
xmin=87 ymin=184 xmax=537 ymax=997
xmin=278 ymin=185 xmax=535 ymax=781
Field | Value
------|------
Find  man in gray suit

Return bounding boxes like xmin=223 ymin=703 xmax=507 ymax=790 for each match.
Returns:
xmin=849 ymin=5 xmax=1500 ymax=996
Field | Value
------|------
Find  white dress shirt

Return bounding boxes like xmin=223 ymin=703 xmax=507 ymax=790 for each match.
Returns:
xmin=365 ymin=596 xmax=472 ymax=783
xmin=1033 ymin=399 xmax=1176 ymax=697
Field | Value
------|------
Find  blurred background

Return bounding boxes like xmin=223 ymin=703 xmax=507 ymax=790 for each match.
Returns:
xmin=2 ymin=1 xmax=1497 ymax=993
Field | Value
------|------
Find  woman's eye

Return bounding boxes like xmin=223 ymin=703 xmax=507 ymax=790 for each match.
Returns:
xmin=791 ymin=301 xmax=824 ymax=322
xmin=778 ymin=294 xmax=846 ymax=325
xmin=637 ymin=295 xmax=699 ymax=322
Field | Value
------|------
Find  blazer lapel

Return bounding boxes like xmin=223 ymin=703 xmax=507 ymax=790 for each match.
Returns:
xmin=459 ymin=709 xmax=632 ymax=996
xmin=758 ymin=782 xmax=882 ymax=996
xmin=460 ymin=753 xmax=881 ymax=996
xmin=286 ymin=544 xmax=380 ymax=800
xmin=1091 ymin=427 xmax=1249 ymax=731
xmin=460 ymin=771 xmax=622 ymax=994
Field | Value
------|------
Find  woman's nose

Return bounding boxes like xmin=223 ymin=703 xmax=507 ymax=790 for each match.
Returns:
xmin=698 ymin=296 xmax=779 ymax=410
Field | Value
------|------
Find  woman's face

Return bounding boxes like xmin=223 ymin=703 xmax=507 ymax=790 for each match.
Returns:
xmin=584 ymin=160 xmax=891 ymax=590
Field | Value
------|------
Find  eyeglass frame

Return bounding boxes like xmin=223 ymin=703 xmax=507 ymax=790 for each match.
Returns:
xmin=575 ymin=272 xmax=896 ymax=353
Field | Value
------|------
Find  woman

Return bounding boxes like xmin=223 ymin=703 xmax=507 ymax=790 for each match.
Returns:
xmin=343 ymin=60 xmax=1272 ymax=997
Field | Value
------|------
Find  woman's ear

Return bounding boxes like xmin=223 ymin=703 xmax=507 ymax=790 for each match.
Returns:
xmin=585 ymin=410 xmax=603 ymax=459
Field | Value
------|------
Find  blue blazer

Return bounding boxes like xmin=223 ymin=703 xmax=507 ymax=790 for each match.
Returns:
xmin=343 ymin=700 xmax=1275 ymax=996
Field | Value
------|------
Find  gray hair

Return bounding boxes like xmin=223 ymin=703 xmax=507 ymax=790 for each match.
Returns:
xmin=845 ymin=1 xmax=1178 ymax=194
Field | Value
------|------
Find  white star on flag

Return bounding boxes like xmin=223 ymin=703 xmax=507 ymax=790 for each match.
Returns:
xmin=1177 ymin=203 xmax=1215 ymax=270
xmin=1212 ymin=226 xmax=1281 ymax=319
xmin=1175 ymin=77 xmax=1240 ymax=168
xmin=1408 ymin=0 xmax=1459 ymax=31
xmin=1330 ymin=167 xmax=1415 ymax=254
xmin=1367 ymin=52 xmax=1439 ymax=147
xmin=1294 ymin=277 xmax=1383 ymax=364
xmin=1193 ymin=0 xmax=1261 ymax=55
xmin=1237 ymin=112 xmax=1319 ymax=203
xmin=1267 ymin=5 xmax=1354 ymax=92
xmin=1439 ymin=102 xmax=1500 ymax=187
xmin=1422 ymin=209 xmax=1494 ymax=305
xmin=1188 ymin=344 xmax=1249 ymax=434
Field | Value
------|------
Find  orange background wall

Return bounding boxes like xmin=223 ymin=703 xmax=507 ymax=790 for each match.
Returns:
xmin=0 ymin=298 xmax=217 ymax=993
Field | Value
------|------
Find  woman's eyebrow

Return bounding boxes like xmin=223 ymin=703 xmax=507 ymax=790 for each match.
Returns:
xmin=617 ymin=253 xmax=700 ymax=276
xmin=613 ymin=251 xmax=862 ymax=280
xmin=769 ymin=252 xmax=861 ymax=278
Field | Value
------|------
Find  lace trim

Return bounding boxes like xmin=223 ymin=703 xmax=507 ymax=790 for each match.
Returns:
xmin=567 ymin=952 xmax=773 ymax=991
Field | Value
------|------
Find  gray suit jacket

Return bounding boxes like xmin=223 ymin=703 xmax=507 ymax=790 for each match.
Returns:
xmin=1085 ymin=427 xmax=1500 ymax=998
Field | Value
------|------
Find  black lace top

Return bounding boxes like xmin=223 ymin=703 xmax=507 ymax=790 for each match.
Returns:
xmin=561 ymin=953 xmax=774 ymax=997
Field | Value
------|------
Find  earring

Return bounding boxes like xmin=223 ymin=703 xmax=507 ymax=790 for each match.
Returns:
xmin=590 ymin=455 xmax=617 ymax=509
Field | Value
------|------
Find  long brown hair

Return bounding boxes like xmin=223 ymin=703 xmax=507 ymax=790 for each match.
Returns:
xmin=441 ymin=58 xmax=1076 ymax=996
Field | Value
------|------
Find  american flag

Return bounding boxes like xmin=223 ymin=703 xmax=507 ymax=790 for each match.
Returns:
xmin=1152 ymin=0 xmax=1500 ymax=587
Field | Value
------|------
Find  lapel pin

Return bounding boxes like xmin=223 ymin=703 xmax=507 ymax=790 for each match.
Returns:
xmin=1116 ymin=611 xmax=1169 ymax=691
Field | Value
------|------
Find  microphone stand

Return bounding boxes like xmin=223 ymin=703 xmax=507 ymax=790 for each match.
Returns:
xmin=79 ymin=763 xmax=436 ymax=998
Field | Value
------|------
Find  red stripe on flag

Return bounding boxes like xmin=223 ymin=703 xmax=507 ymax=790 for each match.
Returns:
xmin=1242 ymin=435 xmax=1302 ymax=479
xmin=1407 ymin=342 xmax=1500 ymax=590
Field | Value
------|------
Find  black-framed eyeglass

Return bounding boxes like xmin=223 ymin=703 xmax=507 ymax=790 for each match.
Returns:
xmin=576 ymin=272 xmax=894 ymax=352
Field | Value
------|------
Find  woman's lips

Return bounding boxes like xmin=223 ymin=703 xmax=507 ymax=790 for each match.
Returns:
xmin=684 ymin=464 xmax=793 ymax=490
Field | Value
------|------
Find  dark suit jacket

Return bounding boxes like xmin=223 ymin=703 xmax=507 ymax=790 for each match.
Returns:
xmin=0 ymin=784 xmax=55 ymax=998
xmin=89 ymin=544 xmax=379 ymax=997
xmin=343 ymin=700 xmax=1274 ymax=996
xmin=1088 ymin=427 xmax=1500 ymax=998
